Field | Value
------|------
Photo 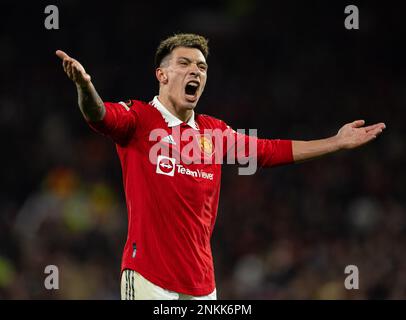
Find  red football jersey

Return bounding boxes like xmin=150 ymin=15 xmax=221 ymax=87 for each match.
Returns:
xmin=88 ymin=97 xmax=293 ymax=296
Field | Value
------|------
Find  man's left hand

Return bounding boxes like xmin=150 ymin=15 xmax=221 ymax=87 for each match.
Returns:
xmin=335 ymin=120 xmax=386 ymax=150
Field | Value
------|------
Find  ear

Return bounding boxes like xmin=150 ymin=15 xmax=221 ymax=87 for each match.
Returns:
xmin=156 ymin=68 xmax=168 ymax=84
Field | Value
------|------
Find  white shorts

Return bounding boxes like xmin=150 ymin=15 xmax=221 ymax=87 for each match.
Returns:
xmin=121 ymin=269 xmax=217 ymax=300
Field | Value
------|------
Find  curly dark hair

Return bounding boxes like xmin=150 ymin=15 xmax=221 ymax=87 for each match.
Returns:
xmin=155 ymin=33 xmax=209 ymax=68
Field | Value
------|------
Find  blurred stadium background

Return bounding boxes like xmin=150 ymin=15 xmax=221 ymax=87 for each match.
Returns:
xmin=0 ymin=0 xmax=405 ymax=299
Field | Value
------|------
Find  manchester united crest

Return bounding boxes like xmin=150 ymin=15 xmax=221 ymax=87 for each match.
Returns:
xmin=198 ymin=135 xmax=213 ymax=155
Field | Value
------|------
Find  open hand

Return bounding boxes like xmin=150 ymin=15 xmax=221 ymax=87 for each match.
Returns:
xmin=56 ymin=50 xmax=91 ymax=87
xmin=336 ymin=120 xmax=386 ymax=150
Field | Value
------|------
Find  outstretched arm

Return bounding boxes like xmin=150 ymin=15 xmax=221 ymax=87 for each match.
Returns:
xmin=292 ymin=120 xmax=386 ymax=163
xmin=56 ymin=50 xmax=105 ymax=121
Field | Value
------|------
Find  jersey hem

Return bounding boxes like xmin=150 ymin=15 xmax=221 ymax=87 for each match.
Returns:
xmin=122 ymin=263 xmax=215 ymax=296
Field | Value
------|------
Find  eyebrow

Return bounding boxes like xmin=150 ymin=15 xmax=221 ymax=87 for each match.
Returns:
xmin=177 ymin=56 xmax=208 ymax=67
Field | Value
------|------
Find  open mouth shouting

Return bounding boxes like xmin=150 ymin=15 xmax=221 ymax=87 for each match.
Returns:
xmin=184 ymin=80 xmax=200 ymax=102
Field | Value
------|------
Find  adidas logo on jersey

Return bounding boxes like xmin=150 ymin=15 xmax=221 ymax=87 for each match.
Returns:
xmin=161 ymin=135 xmax=176 ymax=145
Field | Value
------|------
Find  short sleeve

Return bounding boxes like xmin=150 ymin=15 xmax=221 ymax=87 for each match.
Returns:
xmin=87 ymin=101 xmax=138 ymax=145
xmin=222 ymin=122 xmax=293 ymax=167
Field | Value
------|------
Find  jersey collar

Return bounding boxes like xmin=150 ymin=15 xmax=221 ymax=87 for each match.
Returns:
xmin=151 ymin=96 xmax=198 ymax=130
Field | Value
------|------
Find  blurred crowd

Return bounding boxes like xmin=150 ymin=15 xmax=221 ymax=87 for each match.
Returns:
xmin=0 ymin=1 xmax=405 ymax=299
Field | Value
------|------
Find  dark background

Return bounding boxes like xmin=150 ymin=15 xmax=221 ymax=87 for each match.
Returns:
xmin=0 ymin=0 xmax=405 ymax=299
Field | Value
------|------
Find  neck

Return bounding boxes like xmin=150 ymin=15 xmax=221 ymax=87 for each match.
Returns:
xmin=157 ymin=95 xmax=193 ymax=123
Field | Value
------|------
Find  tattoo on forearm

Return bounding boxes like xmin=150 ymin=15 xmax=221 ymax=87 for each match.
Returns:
xmin=77 ymin=84 xmax=105 ymax=121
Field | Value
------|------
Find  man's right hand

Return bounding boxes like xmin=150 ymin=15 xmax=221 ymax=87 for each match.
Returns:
xmin=56 ymin=49 xmax=105 ymax=122
xmin=56 ymin=50 xmax=91 ymax=87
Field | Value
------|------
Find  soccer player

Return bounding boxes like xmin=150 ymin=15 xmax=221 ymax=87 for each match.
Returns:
xmin=56 ymin=33 xmax=385 ymax=300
